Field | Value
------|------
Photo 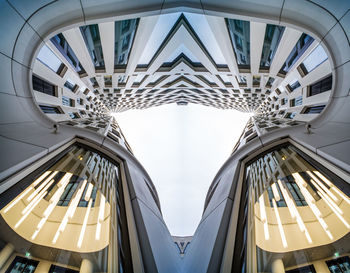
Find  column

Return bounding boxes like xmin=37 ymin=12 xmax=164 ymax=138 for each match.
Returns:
xmin=35 ymin=260 xmax=52 ymax=273
xmin=80 ymin=259 xmax=93 ymax=273
xmin=271 ymin=259 xmax=285 ymax=273
xmin=313 ymin=260 xmax=329 ymax=273
xmin=0 ymin=243 xmax=14 ymax=269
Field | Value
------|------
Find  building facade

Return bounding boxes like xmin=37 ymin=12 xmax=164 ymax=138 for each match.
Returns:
xmin=0 ymin=0 xmax=349 ymax=272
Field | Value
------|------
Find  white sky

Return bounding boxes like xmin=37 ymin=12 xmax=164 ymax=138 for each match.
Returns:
xmin=113 ymin=103 xmax=251 ymax=236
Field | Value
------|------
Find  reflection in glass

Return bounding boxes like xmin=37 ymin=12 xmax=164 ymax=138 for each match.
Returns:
xmin=279 ymin=34 xmax=314 ymax=76
xmin=0 ymin=144 xmax=133 ymax=272
xmin=114 ymin=19 xmax=138 ymax=68
xmin=301 ymin=45 xmax=328 ymax=74
xmin=50 ymin=34 xmax=86 ymax=75
xmin=37 ymin=45 xmax=62 ymax=73
xmin=260 ymin=25 xmax=285 ymax=71
xmin=239 ymin=144 xmax=350 ymax=272
xmin=80 ymin=24 xmax=105 ymax=70
xmin=226 ymin=19 xmax=250 ymax=70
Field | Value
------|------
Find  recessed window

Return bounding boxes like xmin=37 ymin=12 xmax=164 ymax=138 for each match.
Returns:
xmin=285 ymin=112 xmax=296 ymax=119
xmin=50 ymin=34 xmax=86 ymax=75
xmin=104 ymin=75 xmax=112 ymax=87
xmin=64 ymin=78 xmax=77 ymax=92
xmin=90 ymin=77 xmax=99 ymax=88
xmin=253 ymin=75 xmax=260 ymax=87
xmin=77 ymin=98 xmax=84 ymax=105
xmin=279 ymin=33 xmax=314 ymax=76
xmin=308 ymin=75 xmax=332 ymax=96
xmin=37 ymin=45 xmax=62 ymax=73
xmin=298 ymin=45 xmax=328 ymax=76
xmin=260 ymin=24 xmax=285 ymax=71
xmin=226 ymin=19 xmax=250 ymax=71
xmin=286 ymin=79 xmax=301 ymax=92
xmin=39 ymin=105 xmax=63 ymax=114
xmin=32 ymin=75 xmax=56 ymax=96
xmin=236 ymin=75 xmax=247 ymax=86
xmin=114 ymin=19 xmax=138 ymax=68
xmin=62 ymin=96 xmax=75 ymax=107
xmin=80 ymin=24 xmax=105 ymax=70
xmin=290 ymin=96 xmax=302 ymax=107
xmin=302 ymin=105 xmax=326 ymax=114
xmin=68 ymin=112 xmax=80 ymax=119
xmin=266 ymin=77 xmax=275 ymax=88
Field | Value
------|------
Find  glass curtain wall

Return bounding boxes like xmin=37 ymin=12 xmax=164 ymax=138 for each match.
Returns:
xmin=233 ymin=143 xmax=350 ymax=273
xmin=0 ymin=143 xmax=133 ymax=273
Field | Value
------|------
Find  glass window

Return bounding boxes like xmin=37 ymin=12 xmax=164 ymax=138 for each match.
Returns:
xmin=50 ymin=34 xmax=86 ymax=74
xmin=308 ymin=75 xmax=332 ymax=96
xmin=62 ymin=96 xmax=74 ymax=107
xmin=235 ymin=143 xmax=350 ymax=273
xmin=266 ymin=77 xmax=275 ymax=88
xmin=301 ymin=45 xmax=328 ymax=74
xmin=39 ymin=105 xmax=63 ymax=114
xmin=303 ymin=105 xmax=326 ymax=114
xmin=37 ymin=45 xmax=62 ymax=73
xmin=32 ymin=75 xmax=56 ymax=96
xmin=286 ymin=264 xmax=316 ymax=273
xmin=279 ymin=33 xmax=314 ymax=75
xmin=64 ymin=78 xmax=76 ymax=92
xmin=285 ymin=112 xmax=296 ymax=119
xmin=68 ymin=112 xmax=80 ymax=119
xmin=237 ymin=75 xmax=247 ymax=85
xmin=326 ymin=256 xmax=350 ymax=273
xmin=287 ymin=79 xmax=301 ymax=92
xmin=80 ymin=24 xmax=105 ymax=69
xmin=226 ymin=19 xmax=250 ymax=69
xmin=5 ymin=256 xmax=39 ymax=273
xmin=290 ymin=96 xmax=302 ymax=107
xmin=49 ymin=264 xmax=79 ymax=273
xmin=0 ymin=143 xmax=134 ymax=273
xmin=295 ymin=95 xmax=303 ymax=106
xmin=260 ymin=24 xmax=285 ymax=70
xmin=253 ymin=75 xmax=260 ymax=86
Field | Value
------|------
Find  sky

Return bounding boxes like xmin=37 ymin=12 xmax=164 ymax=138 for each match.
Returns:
xmin=113 ymin=103 xmax=251 ymax=236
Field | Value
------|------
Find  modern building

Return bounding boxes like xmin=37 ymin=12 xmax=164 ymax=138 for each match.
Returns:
xmin=0 ymin=0 xmax=349 ymax=273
